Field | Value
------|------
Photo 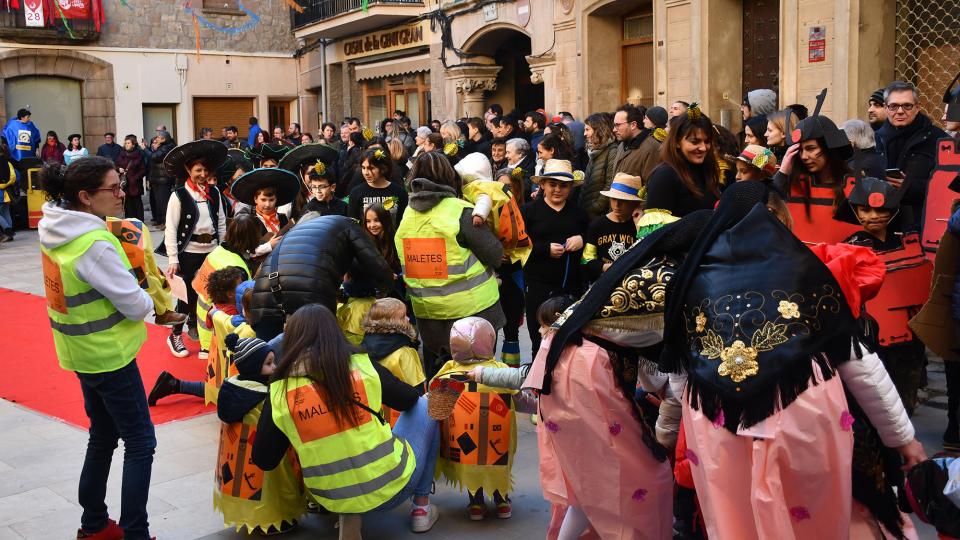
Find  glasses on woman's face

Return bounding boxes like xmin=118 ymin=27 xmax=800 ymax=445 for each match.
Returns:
xmin=89 ymin=180 xmax=127 ymax=198
xmin=885 ymin=103 xmax=915 ymax=112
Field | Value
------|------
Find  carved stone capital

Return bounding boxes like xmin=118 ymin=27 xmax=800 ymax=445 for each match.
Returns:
xmin=446 ymin=64 xmax=502 ymax=98
xmin=454 ymin=77 xmax=499 ymax=95
xmin=525 ymin=53 xmax=555 ymax=85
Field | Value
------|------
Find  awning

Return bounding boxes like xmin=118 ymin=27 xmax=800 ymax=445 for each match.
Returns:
xmin=355 ymin=53 xmax=431 ymax=81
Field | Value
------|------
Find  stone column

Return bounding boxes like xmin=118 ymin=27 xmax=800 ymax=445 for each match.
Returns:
xmin=445 ymin=64 xmax=502 ymax=119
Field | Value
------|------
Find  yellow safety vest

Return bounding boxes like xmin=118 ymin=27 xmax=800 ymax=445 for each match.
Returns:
xmin=269 ymin=354 xmax=414 ymax=513
xmin=394 ymin=197 xmax=500 ymax=320
xmin=192 ymin=245 xmax=250 ymax=350
xmin=41 ymin=228 xmax=146 ymax=373
xmin=205 ymin=309 xmax=255 ymax=405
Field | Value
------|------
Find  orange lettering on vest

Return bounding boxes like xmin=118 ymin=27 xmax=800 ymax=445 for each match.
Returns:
xmin=191 ymin=259 xmax=217 ymax=298
xmin=41 ymin=251 xmax=68 ymax=315
xmin=287 ymin=372 xmax=372 ymax=443
xmin=402 ymin=238 xmax=448 ymax=279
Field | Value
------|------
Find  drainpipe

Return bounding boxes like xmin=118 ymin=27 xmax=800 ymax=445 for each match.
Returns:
xmin=321 ymin=40 xmax=329 ymax=124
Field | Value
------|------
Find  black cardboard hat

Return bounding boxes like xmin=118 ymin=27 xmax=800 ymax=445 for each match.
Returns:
xmin=216 ymin=149 xmax=255 ymax=185
xmin=230 ymin=168 xmax=302 ymax=207
xmin=163 ymin=140 xmax=228 ymax=180
xmin=790 ymin=88 xmax=853 ymax=160
xmin=251 ymin=143 xmax=291 ymax=166
xmin=278 ymin=143 xmax=339 ymax=175
xmin=834 ymin=176 xmax=905 ymax=226
xmin=943 ymin=72 xmax=960 ymax=123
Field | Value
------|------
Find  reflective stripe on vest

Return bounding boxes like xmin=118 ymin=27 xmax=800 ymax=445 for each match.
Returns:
xmin=406 ymin=267 xmax=496 ymax=299
xmin=302 ymin=434 xmax=402 ymax=478
xmin=63 ymin=268 xmax=137 ymax=308
xmin=48 ymin=310 xmax=128 ymax=336
xmin=308 ymin=441 xmax=410 ymax=501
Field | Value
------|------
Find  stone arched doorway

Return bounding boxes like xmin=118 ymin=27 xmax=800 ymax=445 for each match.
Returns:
xmin=0 ymin=49 xmax=115 ymax=145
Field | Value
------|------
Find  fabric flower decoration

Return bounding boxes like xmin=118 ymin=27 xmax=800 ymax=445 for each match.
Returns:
xmin=653 ymin=128 xmax=667 ymax=142
xmin=383 ymin=197 xmax=396 ymax=211
xmin=777 ymin=300 xmax=800 ymax=319
xmin=840 ymin=410 xmax=855 ymax=431
xmin=444 ymin=142 xmax=459 ymax=157
xmin=718 ymin=340 xmax=759 ymax=383
xmin=373 ymin=149 xmax=385 ymax=161
xmin=573 ymin=170 xmax=585 ymax=183
xmin=313 ymin=160 xmax=326 ymax=177
xmin=695 ymin=312 xmax=707 ymax=332
xmin=362 ymin=127 xmax=374 ymax=141
xmin=686 ymin=102 xmax=702 ymax=120
xmin=511 ymin=167 xmax=523 ymax=180
xmin=753 ymin=153 xmax=769 ymax=170
xmin=789 ymin=506 xmax=811 ymax=522
xmin=631 ymin=489 xmax=648 ymax=502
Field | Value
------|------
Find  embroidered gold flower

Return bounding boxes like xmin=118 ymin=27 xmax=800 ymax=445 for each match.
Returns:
xmin=573 ymin=170 xmax=585 ymax=183
xmin=653 ymin=128 xmax=667 ymax=142
xmin=718 ymin=340 xmax=759 ymax=383
xmin=777 ymin=300 xmax=800 ymax=319
xmin=313 ymin=160 xmax=327 ymax=176
xmin=362 ymin=127 xmax=374 ymax=141
xmin=444 ymin=142 xmax=459 ymax=156
xmin=695 ymin=312 xmax=707 ymax=332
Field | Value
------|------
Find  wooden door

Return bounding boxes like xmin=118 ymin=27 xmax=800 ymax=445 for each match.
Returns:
xmin=193 ymin=97 xmax=253 ymax=140
xmin=621 ymin=13 xmax=654 ymax=108
xmin=742 ymin=0 xmax=780 ymax=96
xmin=268 ymin=100 xmax=290 ymax=135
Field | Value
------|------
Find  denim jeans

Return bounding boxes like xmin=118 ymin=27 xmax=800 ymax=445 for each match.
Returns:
xmin=76 ymin=359 xmax=157 ymax=540
xmin=0 ymin=202 xmax=12 ymax=231
xmin=374 ymin=396 xmax=439 ymax=511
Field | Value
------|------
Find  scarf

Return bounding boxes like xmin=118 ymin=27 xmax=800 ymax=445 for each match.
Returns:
xmin=257 ymin=209 xmax=280 ymax=233
xmin=186 ymin=178 xmax=210 ymax=201
xmin=878 ymin=113 xmax=931 ymax=169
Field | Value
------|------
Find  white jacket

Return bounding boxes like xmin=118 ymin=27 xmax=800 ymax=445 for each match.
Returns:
xmin=38 ymin=202 xmax=153 ymax=322
xmin=656 ymin=346 xmax=914 ymax=450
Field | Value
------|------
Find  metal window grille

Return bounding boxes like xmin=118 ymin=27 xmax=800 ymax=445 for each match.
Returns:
xmin=894 ymin=1 xmax=960 ymax=126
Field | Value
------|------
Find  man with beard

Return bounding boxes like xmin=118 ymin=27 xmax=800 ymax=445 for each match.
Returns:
xmin=612 ymin=103 xmax=661 ymax=181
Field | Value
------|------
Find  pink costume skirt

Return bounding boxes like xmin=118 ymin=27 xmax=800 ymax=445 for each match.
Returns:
xmin=681 ymin=366 xmax=855 ymax=540
xmin=530 ymin=337 xmax=673 ymax=540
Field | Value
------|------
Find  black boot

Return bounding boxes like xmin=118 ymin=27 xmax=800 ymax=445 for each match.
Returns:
xmin=148 ymin=371 xmax=180 ymax=407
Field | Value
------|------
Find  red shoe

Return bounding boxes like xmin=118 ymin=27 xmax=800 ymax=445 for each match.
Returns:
xmin=77 ymin=519 xmax=124 ymax=540
xmin=468 ymin=502 xmax=487 ymax=521
xmin=496 ymin=501 xmax=512 ymax=519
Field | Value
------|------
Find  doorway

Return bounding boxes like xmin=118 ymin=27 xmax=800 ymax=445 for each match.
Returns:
xmin=143 ymin=104 xmax=177 ymax=143
xmin=621 ymin=12 xmax=654 ymax=107
xmin=268 ymin=100 xmax=291 ymax=135
xmin=742 ymin=0 xmax=780 ymax=96
xmin=496 ymin=33 xmax=542 ymax=114
xmin=5 ymin=76 xmax=82 ymax=145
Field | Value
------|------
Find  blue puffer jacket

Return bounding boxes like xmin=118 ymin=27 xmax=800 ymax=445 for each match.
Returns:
xmin=950 ymin=207 xmax=960 ymax=321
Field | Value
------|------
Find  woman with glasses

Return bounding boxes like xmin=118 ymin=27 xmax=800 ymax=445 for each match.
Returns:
xmin=38 ymin=156 xmax=157 ymax=540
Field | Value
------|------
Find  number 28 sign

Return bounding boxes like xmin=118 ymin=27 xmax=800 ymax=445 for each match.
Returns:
xmin=24 ymin=0 xmax=45 ymax=28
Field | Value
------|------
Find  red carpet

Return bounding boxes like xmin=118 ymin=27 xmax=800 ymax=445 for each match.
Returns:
xmin=0 ymin=288 xmax=213 ymax=429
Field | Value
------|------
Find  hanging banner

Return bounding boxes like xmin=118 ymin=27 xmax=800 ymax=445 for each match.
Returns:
xmin=24 ymin=0 xmax=45 ymax=27
xmin=57 ymin=0 xmax=91 ymax=19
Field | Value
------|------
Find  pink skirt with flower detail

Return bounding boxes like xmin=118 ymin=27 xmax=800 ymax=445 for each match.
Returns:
xmin=535 ymin=338 xmax=674 ymax=540
xmin=681 ymin=366 xmax=854 ymax=540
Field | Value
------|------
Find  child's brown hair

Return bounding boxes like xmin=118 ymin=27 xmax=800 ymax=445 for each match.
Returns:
xmin=361 ymin=298 xmax=417 ymax=341
xmin=206 ymin=266 xmax=247 ymax=305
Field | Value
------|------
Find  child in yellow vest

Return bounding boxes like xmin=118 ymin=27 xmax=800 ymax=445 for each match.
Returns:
xmin=336 ymin=276 xmax=377 ymax=346
xmin=433 ymin=316 xmax=517 ymax=521
xmin=216 ymin=333 xmax=306 ymax=534
xmin=106 ymin=216 xmax=186 ymax=326
xmin=361 ymin=298 xmax=426 ymax=425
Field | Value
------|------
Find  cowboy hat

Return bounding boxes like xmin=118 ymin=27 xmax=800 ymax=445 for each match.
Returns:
xmin=278 ymin=143 xmax=339 ymax=174
xmin=531 ymin=159 xmax=583 ymax=186
xmin=163 ymin=140 xmax=227 ymax=179
xmin=230 ymin=168 xmax=302 ymax=207
xmin=599 ymin=172 xmax=645 ymax=201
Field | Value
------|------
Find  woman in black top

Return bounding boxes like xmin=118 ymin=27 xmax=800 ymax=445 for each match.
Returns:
xmin=645 ymin=107 xmax=721 ymax=217
xmin=348 ymin=148 xmax=408 ymax=226
xmin=520 ymin=159 xmax=589 ymax=355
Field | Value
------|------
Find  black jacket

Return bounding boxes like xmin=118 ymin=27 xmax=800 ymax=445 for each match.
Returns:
xmin=249 ymin=214 xmax=394 ymax=339
xmin=876 ymin=114 xmax=948 ymax=228
xmin=147 ymin=140 xmax=176 ymax=184
xmin=847 ymin=147 xmax=887 ymax=180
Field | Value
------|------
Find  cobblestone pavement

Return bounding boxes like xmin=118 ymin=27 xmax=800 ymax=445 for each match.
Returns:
xmin=0 ymin=225 xmax=945 ymax=539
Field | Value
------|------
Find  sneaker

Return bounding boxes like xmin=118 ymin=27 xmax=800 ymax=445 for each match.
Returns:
xmin=154 ymin=311 xmax=188 ymax=327
xmin=148 ymin=371 xmax=179 ymax=407
xmin=468 ymin=502 xmax=487 ymax=521
xmin=198 ymin=349 xmax=209 ymax=360
xmin=77 ymin=519 xmax=124 ymax=540
xmin=496 ymin=501 xmax=512 ymax=519
xmin=186 ymin=325 xmax=199 ymax=342
xmin=167 ymin=334 xmax=189 ymax=358
xmin=410 ymin=504 xmax=439 ymax=533
xmin=0 ymin=235 xmax=9 ymax=244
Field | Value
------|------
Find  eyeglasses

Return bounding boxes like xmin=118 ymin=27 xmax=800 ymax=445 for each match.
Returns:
xmin=89 ymin=180 xmax=127 ymax=198
xmin=885 ymin=103 xmax=915 ymax=112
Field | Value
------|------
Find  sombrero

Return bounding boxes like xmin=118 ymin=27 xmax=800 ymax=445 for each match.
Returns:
xmin=277 ymin=143 xmax=339 ymax=175
xmin=216 ymin=148 xmax=255 ymax=185
xmin=251 ymin=143 xmax=292 ymax=166
xmin=163 ymin=140 xmax=227 ymax=179
xmin=230 ymin=168 xmax=302 ymax=207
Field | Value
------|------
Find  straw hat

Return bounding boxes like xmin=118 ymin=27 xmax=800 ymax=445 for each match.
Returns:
xmin=531 ymin=159 xmax=583 ymax=186
xmin=599 ymin=172 xmax=645 ymax=201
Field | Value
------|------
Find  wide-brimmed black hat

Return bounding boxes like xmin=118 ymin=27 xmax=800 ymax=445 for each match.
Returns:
xmin=216 ymin=149 xmax=255 ymax=185
xmin=944 ymin=72 xmax=960 ymax=123
xmin=231 ymin=168 xmax=302 ymax=207
xmin=278 ymin=143 xmax=339 ymax=175
xmin=250 ymin=143 xmax=291 ymax=166
xmin=835 ymin=176 xmax=905 ymax=226
xmin=163 ymin=140 xmax=228 ymax=180
xmin=661 ymin=182 xmax=858 ymax=431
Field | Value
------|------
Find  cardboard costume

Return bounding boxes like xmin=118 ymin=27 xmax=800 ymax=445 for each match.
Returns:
xmin=920 ymin=138 xmax=960 ymax=257
xmin=204 ymin=309 xmax=256 ymax=405
xmin=105 ymin=217 xmax=174 ymax=315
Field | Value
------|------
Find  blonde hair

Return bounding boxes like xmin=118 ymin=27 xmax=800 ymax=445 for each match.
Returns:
xmin=386 ymin=138 xmax=408 ymax=161
xmin=360 ymin=298 xmax=417 ymax=340
xmin=440 ymin=121 xmax=463 ymax=145
xmin=766 ymin=109 xmax=800 ymax=145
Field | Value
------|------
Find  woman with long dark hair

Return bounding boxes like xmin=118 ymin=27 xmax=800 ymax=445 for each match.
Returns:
xmin=38 ymin=156 xmax=157 ymax=540
xmin=579 ymin=113 xmax=619 ymax=218
xmin=251 ymin=304 xmax=442 ymax=535
xmin=645 ymin=106 xmax=721 ymax=216
xmin=41 ymin=130 xmax=66 ymax=164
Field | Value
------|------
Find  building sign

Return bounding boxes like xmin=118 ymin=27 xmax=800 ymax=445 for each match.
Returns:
xmin=342 ymin=22 xmax=427 ymax=60
xmin=24 ymin=0 xmax=45 ymax=27
xmin=808 ymin=26 xmax=826 ymax=63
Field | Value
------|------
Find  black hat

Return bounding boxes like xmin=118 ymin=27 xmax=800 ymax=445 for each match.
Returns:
xmin=943 ymin=72 xmax=960 ymax=123
xmin=662 ymin=181 xmax=857 ymax=430
xmin=745 ymin=115 xmax=768 ymax=140
xmin=163 ymin=140 xmax=228 ymax=180
xmin=834 ymin=176 xmax=905 ymax=226
xmin=869 ymin=89 xmax=885 ymax=106
xmin=231 ymin=168 xmax=302 ymax=207
xmin=277 ymin=143 xmax=339 ymax=176
xmin=224 ymin=333 xmax=273 ymax=381
xmin=215 ymin=149 xmax=255 ymax=185
xmin=250 ymin=143 xmax=291 ymax=166
xmin=792 ymin=114 xmax=852 ymax=160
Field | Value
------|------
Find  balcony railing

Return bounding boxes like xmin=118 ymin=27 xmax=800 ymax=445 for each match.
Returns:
xmin=0 ymin=3 xmax=100 ymax=43
xmin=292 ymin=0 xmax=422 ymax=29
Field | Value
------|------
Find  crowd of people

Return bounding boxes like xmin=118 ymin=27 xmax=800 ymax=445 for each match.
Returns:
xmin=28 ymin=74 xmax=960 ymax=540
